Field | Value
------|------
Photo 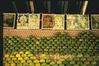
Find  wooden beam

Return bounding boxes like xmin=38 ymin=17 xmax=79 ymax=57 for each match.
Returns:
xmin=29 ymin=0 xmax=34 ymax=13
xmin=64 ymin=1 xmax=68 ymax=13
xmin=81 ymin=1 xmax=88 ymax=15
xmin=26 ymin=1 xmax=29 ymax=12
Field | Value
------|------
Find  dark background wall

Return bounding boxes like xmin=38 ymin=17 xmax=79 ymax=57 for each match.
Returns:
xmin=0 ymin=0 xmax=99 ymax=14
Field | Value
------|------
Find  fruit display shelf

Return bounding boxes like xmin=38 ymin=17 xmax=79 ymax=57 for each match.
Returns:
xmin=3 ymin=31 xmax=99 ymax=66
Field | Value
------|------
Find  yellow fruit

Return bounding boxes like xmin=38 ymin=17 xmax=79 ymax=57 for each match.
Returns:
xmin=35 ymin=63 xmax=40 ymax=66
xmin=57 ymin=61 xmax=62 ymax=64
xmin=37 ymin=41 xmax=40 ymax=44
xmin=28 ymin=54 xmax=33 ymax=57
xmin=34 ymin=60 xmax=39 ymax=63
xmin=21 ymin=54 xmax=27 ymax=58
xmin=6 ymin=58 xmax=10 ymax=61
xmin=30 ymin=56 xmax=36 ymax=60
xmin=27 ymin=60 xmax=32 ymax=63
xmin=60 ymin=55 xmax=64 ymax=59
xmin=16 ymin=54 xmax=20 ymax=58
xmin=46 ymin=65 xmax=50 ymax=66
xmin=25 ymin=51 xmax=31 ymax=55
xmin=5 ymin=63 xmax=10 ymax=66
xmin=18 ymin=57 xmax=23 ymax=61
xmin=19 ymin=51 xmax=24 ymax=55
xmin=17 ymin=63 xmax=23 ymax=66
xmin=3 ymin=57 xmax=5 ymax=61
xmin=13 ymin=52 xmax=17 ymax=54
xmin=11 ymin=63 xmax=16 ymax=66
xmin=10 ymin=54 xmax=14 ymax=58
xmin=5 ymin=54 xmax=9 ymax=58
xmin=60 ymin=58 xmax=65 ymax=62
xmin=24 ymin=57 xmax=29 ymax=60
xmin=39 ymin=59 xmax=45 ymax=63
xmin=41 ymin=54 xmax=46 ymax=57
xmin=12 ymin=57 xmax=17 ymax=61
xmin=29 ymin=63 xmax=34 ymax=66
xmin=21 ymin=60 xmax=26 ymax=63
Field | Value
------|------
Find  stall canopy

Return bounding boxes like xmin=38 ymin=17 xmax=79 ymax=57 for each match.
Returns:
xmin=0 ymin=0 xmax=99 ymax=14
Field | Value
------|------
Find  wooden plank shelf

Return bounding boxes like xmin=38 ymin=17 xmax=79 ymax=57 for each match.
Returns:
xmin=3 ymin=29 xmax=99 ymax=38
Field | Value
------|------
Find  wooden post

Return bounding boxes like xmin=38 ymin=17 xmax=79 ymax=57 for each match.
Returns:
xmin=64 ymin=1 xmax=68 ymax=13
xmin=81 ymin=1 xmax=88 ymax=15
xmin=12 ymin=1 xmax=18 ymax=12
xmin=29 ymin=0 xmax=34 ymax=13
xmin=47 ymin=0 xmax=51 ymax=13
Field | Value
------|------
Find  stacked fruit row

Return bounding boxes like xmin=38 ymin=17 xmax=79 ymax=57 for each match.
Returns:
xmin=3 ymin=31 xmax=99 ymax=66
xmin=4 ymin=32 xmax=99 ymax=55
xmin=3 ymin=53 xmax=99 ymax=66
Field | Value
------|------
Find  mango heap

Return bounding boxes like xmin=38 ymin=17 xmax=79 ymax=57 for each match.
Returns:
xmin=3 ymin=31 xmax=99 ymax=66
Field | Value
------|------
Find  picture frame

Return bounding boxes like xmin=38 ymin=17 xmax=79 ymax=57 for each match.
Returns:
xmin=42 ymin=14 xmax=54 ymax=29
xmin=17 ymin=13 xmax=29 ymax=29
xmin=3 ymin=13 xmax=16 ymax=28
xmin=91 ymin=14 xmax=99 ymax=30
xmin=42 ymin=14 xmax=65 ymax=29
xmin=53 ymin=14 xmax=65 ymax=29
xmin=28 ymin=14 xmax=40 ymax=29
xmin=66 ymin=14 xmax=89 ymax=30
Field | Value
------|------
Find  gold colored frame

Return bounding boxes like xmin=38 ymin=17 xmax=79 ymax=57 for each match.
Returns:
xmin=3 ymin=13 xmax=16 ymax=29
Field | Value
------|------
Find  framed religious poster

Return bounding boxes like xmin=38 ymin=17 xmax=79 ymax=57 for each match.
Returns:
xmin=66 ymin=14 xmax=89 ymax=30
xmin=17 ymin=13 xmax=29 ymax=29
xmin=3 ymin=13 xmax=16 ymax=28
xmin=28 ymin=14 xmax=40 ymax=29
xmin=42 ymin=14 xmax=54 ymax=29
xmin=53 ymin=14 xmax=65 ymax=29
xmin=91 ymin=15 xmax=99 ymax=30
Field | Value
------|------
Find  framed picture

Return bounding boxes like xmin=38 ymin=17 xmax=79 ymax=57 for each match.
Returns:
xmin=3 ymin=13 xmax=16 ymax=28
xmin=28 ymin=14 xmax=40 ymax=29
xmin=42 ymin=14 xmax=54 ymax=29
xmin=91 ymin=15 xmax=99 ymax=30
xmin=66 ymin=14 xmax=89 ymax=30
xmin=17 ymin=13 xmax=29 ymax=29
xmin=53 ymin=14 xmax=65 ymax=29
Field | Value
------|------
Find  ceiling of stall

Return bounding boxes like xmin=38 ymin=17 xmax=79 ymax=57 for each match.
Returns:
xmin=0 ymin=0 xmax=99 ymax=14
